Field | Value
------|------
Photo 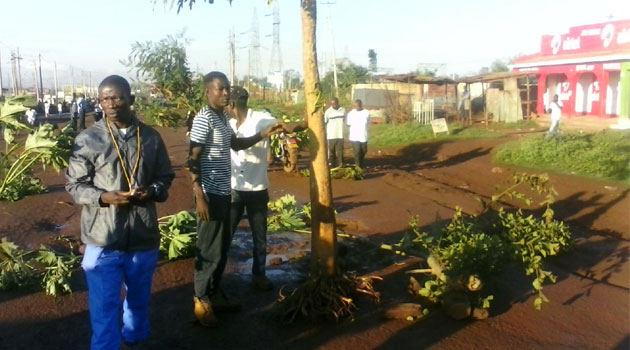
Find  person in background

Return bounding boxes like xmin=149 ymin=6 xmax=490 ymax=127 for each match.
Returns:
xmin=187 ymin=71 xmax=282 ymax=328
xmin=25 ymin=108 xmax=38 ymax=125
xmin=346 ymin=99 xmax=370 ymax=168
xmin=94 ymin=102 xmax=103 ymax=122
xmin=70 ymin=99 xmax=78 ymax=130
xmin=77 ymin=94 xmax=87 ymax=130
xmin=226 ymin=86 xmax=306 ymax=291
xmin=546 ymin=94 xmax=563 ymax=139
xmin=58 ymin=101 xmax=63 ymax=115
xmin=324 ymin=97 xmax=346 ymax=167
xmin=66 ymin=75 xmax=174 ymax=350
xmin=44 ymin=100 xmax=50 ymax=119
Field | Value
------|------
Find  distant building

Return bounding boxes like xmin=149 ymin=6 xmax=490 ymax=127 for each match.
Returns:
xmin=512 ymin=19 xmax=630 ymax=119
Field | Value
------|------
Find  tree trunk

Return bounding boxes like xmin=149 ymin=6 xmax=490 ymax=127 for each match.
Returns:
xmin=301 ymin=0 xmax=336 ymax=275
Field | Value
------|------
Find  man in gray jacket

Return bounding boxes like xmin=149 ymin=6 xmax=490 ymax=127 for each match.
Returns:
xmin=66 ymin=75 xmax=174 ymax=350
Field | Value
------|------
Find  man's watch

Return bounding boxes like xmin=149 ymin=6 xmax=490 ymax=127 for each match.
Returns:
xmin=151 ymin=183 xmax=163 ymax=199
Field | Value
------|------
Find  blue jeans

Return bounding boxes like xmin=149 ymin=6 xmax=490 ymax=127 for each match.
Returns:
xmin=82 ymin=245 xmax=158 ymax=350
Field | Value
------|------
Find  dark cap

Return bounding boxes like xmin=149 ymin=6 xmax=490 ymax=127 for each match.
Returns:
xmin=230 ymin=86 xmax=249 ymax=100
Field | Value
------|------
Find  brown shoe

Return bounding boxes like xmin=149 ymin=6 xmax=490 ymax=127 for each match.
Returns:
xmin=253 ymin=275 xmax=274 ymax=291
xmin=209 ymin=291 xmax=242 ymax=312
xmin=194 ymin=297 xmax=218 ymax=327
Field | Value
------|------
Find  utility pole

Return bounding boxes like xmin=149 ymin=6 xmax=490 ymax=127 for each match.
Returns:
xmin=54 ymin=62 xmax=59 ymax=102
xmin=10 ymin=51 xmax=17 ymax=96
xmin=88 ymin=72 xmax=92 ymax=98
xmin=16 ymin=48 xmax=23 ymax=94
xmin=228 ymin=28 xmax=236 ymax=85
xmin=70 ymin=66 xmax=75 ymax=97
xmin=38 ymin=54 xmax=44 ymax=100
xmin=247 ymin=8 xmax=261 ymax=95
xmin=322 ymin=2 xmax=338 ymax=96
xmin=33 ymin=60 xmax=40 ymax=102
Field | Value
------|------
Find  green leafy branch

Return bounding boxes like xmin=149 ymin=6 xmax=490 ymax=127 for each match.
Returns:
xmin=267 ymin=194 xmax=310 ymax=232
xmin=400 ymin=173 xmax=571 ymax=314
xmin=158 ymin=211 xmax=197 ymax=260
xmin=0 ymin=96 xmax=75 ymax=202
xmin=300 ymin=165 xmax=364 ymax=180
xmin=0 ymin=237 xmax=81 ymax=296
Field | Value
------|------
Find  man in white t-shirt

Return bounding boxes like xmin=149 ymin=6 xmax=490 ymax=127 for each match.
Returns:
xmin=346 ymin=99 xmax=370 ymax=168
xmin=324 ymin=97 xmax=346 ymax=167
xmin=25 ymin=108 xmax=38 ymax=125
xmin=44 ymin=101 xmax=50 ymax=118
xmin=226 ymin=86 xmax=306 ymax=291
xmin=546 ymin=94 xmax=563 ymax=139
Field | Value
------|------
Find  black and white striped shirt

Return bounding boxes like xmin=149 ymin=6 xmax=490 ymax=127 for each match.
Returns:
xmin=189 ymin=106 xmax=234 ymax=196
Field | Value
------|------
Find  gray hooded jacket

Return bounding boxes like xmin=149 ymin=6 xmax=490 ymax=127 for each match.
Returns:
xmin=65 ymin=118 xmax=174 ymax=251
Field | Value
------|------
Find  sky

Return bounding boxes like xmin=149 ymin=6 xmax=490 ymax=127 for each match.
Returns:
xmin=0 ymin=0 xmax=627 ymax=91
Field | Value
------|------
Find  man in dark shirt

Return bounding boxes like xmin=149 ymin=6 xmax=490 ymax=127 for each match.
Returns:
xmin=66 ymin=75 xmax=174 ymax=349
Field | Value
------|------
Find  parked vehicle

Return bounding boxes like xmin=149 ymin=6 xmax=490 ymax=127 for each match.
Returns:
xmin=269 ymin=133 xmax=299 ymax=173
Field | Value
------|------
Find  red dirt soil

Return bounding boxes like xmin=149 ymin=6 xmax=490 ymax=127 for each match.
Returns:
xmin=0 ymin=123 xmax=628 ymax=350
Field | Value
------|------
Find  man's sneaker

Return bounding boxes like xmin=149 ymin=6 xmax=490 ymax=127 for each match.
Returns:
xmin=193 ymin=297 xmax=218 ymax=327
xmin=253 ymin=275 xmax=274 ymax=291
xmin=209 ymin=291 xmax=242 ymax=312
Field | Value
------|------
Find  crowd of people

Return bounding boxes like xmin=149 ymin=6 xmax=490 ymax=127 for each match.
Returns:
xmin=22 ymin=95 xmax=99 ymax=131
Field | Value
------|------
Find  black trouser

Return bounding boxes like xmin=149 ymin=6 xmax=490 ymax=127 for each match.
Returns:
xmin=70 ymin=112 xmax=78 ymax=130
xmin=78 ymin=110 xmax=86 ymax=130
xmin=194 ymin=193 xmax=232 ymax=300
xmin=351 ymin=141 xmax=368 ymax=168
xmin=328 ymin=138 xmax=344 ymax=167
xmin=230 ymin=189 xmax=269 ymax=277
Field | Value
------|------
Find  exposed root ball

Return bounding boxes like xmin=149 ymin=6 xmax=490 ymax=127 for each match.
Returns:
xmin=278 ymin=272 xmax=381 ymax=322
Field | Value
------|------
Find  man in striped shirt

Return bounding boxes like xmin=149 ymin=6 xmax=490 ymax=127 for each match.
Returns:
xmin=188 ymin=71 xmax=281 ymax=327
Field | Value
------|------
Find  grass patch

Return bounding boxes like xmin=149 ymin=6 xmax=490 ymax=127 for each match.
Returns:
xmin=494 ymin=130 xmax=630 ymax=183
xmin=248 ymin=99 xmax=306 ymax=119
xmin=488 ymin=120 xmax=539 ymax=130
xmin=369 ymin=122 xmax=503 ymax=149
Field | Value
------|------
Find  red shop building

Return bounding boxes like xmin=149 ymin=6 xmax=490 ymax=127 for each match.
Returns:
xmin=512 ymin=19 xmax=630 ymax=118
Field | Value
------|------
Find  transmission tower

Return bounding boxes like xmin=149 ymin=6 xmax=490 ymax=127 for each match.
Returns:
xmin=268 ymin=1 xmax=282 ymax=75
xmin=247 ymin=8 xmax=262 ymax=90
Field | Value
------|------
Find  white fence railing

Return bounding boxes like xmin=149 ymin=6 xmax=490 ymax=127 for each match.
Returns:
xmin=413 ymin=99 xmax=434 ymax=125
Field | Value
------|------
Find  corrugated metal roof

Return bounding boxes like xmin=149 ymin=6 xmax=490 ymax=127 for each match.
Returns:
xmin=374 ymin=74 xmax=457 ymax=85
xmin=457 ymin=71 xmax=537 ymax=83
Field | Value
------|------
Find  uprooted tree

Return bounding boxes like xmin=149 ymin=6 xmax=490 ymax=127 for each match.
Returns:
xmin=400 ymin=173 xmax=572 ymax=320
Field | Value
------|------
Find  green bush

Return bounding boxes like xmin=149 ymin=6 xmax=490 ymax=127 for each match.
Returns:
xmin=494 ymin=130 xmax=630 ymax=182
